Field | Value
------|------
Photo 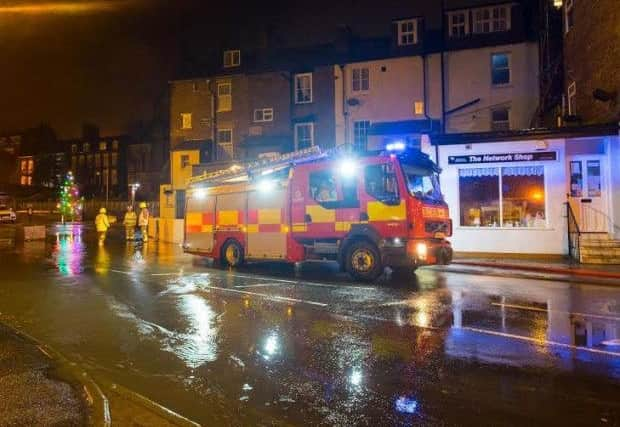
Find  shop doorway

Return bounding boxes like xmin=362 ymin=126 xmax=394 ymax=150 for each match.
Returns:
xmin=568 ymin=155 xmax=609 ymax=233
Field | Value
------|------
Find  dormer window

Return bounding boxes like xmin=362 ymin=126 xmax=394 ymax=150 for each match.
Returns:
xmin=396 ymin=19 xmax=418 ymax=46
xmin=223 ymin=50 xmax=241 ymax=68
xmin=448 ymin=11 xmax=469 ymax=37
xmin=473 ymin=5 xmax=511 ymax=34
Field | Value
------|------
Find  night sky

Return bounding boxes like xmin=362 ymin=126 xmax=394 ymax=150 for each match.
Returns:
xmin=0 ymin=0 xmax=454 ymax=139
xmin=0 ymin=0 xmax=254 ymax=138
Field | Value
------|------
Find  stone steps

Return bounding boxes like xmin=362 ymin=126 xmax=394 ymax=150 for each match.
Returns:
xmin=580 ymin=236 xmax=620 ymax=264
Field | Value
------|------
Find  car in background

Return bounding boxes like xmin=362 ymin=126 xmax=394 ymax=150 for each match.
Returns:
xmin=0 ymin=204 xmax=16 ymax=223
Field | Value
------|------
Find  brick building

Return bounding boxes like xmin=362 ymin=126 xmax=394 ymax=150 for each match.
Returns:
xmin=562 ymin=0 xmax=620 ymax=124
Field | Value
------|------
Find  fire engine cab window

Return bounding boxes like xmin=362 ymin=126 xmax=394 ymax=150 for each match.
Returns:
xmin=365 ymin=164 xmax=398 ymax=202
xmin=310 ymin=171 xmax=337 ymax=202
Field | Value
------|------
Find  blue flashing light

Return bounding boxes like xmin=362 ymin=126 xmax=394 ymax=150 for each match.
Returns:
xmin=386 ymin=141 xmax=406 ymax=152
xmin=395 ymin=396 xmax=418 ymax=414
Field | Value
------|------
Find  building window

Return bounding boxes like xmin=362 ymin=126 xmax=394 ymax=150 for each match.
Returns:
xmin=95 ymin=153 xmax=101 ymax=167
xmin=353 ymin=120 xmax=370 ymax=152
xmin=491 ymin=53 xmax=510 ymax=85
xmin=111 ymin=169 xmax=118 ymax=185
xmin=180 ymin=154 xmax=190 ymax=168
xmin=491 ymin=107 xmax=510 ymax=131
xmin=87 ymin=154 xmax=94 ymax=167
xmin=448 ymin=11 xmax=469 ymax=37
xmin=20 ymin=159 xmax=28 ymax=173
xmin=20 ymin=175 xmax=28 ymax=186
xmin=217 ymin=129 xmax=232 ymax=145
xmin=181 ymin=113 xmax=192 ymax=129
xmin=71 ymin=144 xmax=78 ymax=153
xmin=459 ymin=166 xmax=546 ymax=228
xmin=253 ymin=108 xmax=274 ymax=122
xmin=217 ymin=82 xmax=232 ymax=112
xmin=396 ymin=19 xmax=417 ymax=46
xmin=294 ymin=122 xmax=314 ymax=150
xmin=112 ymin=140 xmax=119 ymax=151
xmin=223 ymin=50 xmax=241 ymax=68
xmin=83 ymin=143 xmax=90 ymax=152
xmin=567 ymin=81 xmax=577 ymax=115
xmin=294 ymin=73 xmax=313 ymax=104
xmin=99 ymin=141 xmax=107 ymax=151
xmin=111 ymin=152 xmax=118 ymax=165
xmin=352 ymin=67 xmax=370 ymax=92
xmin=564 ymin=0 xmax=574 ymax=33
xmin=473 ymin=5 xmax=510 ymax=33
xmin=414 ymin=101 xmax=424 ymax=115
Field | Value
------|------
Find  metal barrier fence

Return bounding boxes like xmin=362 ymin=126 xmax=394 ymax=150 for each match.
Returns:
xmin=13 ymin=200 xmax=159 ymax=220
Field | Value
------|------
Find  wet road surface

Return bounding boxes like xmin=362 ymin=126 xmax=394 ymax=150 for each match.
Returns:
xmin=0 ymin=224 xmax=619 ymax=426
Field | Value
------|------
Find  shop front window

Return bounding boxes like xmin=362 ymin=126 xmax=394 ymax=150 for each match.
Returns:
xmin=459 ymin=166 xmax=546 ymax=228
xmin=501 ymin=166 xmax=545 ymax=228
xmin=459 ymin=168 xmax=500 ymax=227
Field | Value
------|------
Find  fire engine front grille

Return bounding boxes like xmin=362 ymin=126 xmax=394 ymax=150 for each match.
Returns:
xmin=425 ymin=221 xmax=449 ymax=234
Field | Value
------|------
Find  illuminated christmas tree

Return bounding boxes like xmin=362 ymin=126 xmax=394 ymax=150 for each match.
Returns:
xmin=58 ymin=172 xmax=83 ymax=223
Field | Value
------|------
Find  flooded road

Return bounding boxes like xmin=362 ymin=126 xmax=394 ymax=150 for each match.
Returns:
xmin=0 ymin=224 xmax=619 ymax=426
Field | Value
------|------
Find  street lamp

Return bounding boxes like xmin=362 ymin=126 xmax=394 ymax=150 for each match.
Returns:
xmin=129 ymin=183 xmax=140 ymax=206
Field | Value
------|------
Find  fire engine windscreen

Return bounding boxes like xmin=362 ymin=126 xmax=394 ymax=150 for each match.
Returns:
xmin=402 ymin=164 xmax=443 ymax=202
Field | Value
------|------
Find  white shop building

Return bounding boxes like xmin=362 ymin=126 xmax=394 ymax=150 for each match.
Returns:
xmin=428 ymin=125 xmax=620 ymax=255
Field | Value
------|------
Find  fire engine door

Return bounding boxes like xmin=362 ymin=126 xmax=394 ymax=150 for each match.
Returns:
xmin=185 ymin=194 xmax=215 ymax=253
xmin=246 ymin=185 xmax=287 ymax=259
xmin=291 ymin=166 xmax=360 ymax=239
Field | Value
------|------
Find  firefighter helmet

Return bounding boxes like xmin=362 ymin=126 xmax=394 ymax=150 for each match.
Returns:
xmin=99 ymin=207 xmax=107 ymax=214
xmin=139 ymin=202 xmax=147 ymax=209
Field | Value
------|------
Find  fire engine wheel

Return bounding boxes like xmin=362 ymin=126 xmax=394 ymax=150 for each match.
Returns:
xmin=346 ymin=241 xmax=383 ymax=282
xmin=221 ymin=240 xmax=244 ymax=268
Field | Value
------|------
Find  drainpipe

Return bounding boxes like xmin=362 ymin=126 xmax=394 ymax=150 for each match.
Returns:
xmin=207 ymin=79 xmax=217 ymax=162
xmin=423 ymin=53 xmax=441 ymax=174
xmin=440 ymin=0 xmax=447 ymax=135
xmin=339 ymin=64 xmax=348 ymax=147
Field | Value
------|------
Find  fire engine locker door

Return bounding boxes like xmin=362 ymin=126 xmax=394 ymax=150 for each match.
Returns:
xmin=246 ymin=185 xmax=287 ymax=259
xmin=185 ymin=194 xmax=215 ymax=253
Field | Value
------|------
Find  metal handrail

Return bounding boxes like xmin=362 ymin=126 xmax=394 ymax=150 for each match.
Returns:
xmin=565 ymin=201 xmax=581 ymax=262
xmin=580 ymin=203 xmax=620 ymax=235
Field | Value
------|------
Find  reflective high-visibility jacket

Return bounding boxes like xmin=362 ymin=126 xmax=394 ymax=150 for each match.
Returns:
xmin=95 ymin=213 xmax=110 ymax=232
xmin=138 ymin=209 xmax=150 ymax=226
xmin=123 ymin=211 xmax=137 ymax=227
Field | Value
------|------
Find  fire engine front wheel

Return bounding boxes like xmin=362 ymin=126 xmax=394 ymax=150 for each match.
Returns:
xmin=346 ymin=241 xmax=383 ymax=282
xmin=221 ymin=240 xmax=244 ymax=268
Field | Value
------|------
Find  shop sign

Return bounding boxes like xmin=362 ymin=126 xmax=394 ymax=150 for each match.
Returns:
xmin=448 ymin=151 xmax=557 ymax=165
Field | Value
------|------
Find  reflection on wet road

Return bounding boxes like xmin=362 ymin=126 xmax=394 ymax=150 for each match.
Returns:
xmin=0 ymin=225 xmax=619 ymax=426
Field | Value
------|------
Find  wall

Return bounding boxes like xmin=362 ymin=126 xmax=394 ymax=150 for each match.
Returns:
xmin=338 ymin=56 xmax=427 ymax=146
xmin=171 ymin=150 xmax=201 ymax=190
xmin=444 ymin=42 xmax=539 ymax=132
xmin=563 ymin=0 xmax=620 ymax=124
xmin=438 ymin=138 xmax=567 ymax=254
xmin=169 ymin=80 xmax=213 ymax=150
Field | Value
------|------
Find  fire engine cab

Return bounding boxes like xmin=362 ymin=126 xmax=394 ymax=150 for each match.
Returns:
xmin=184 ymin=145 xmax=452 ymax=281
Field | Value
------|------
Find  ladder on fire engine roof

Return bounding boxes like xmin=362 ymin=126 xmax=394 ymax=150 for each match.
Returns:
xmin=187 ymin=145 xmax=329 ymax=188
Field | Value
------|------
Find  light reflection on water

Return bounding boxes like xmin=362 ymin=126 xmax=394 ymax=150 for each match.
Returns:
xmin=52 ymin=225 xmax=86 ymax=277
xmin=175 ymin=294 xmax=219 ymax=368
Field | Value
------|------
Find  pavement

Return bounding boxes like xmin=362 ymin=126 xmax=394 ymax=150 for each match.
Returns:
xmin=0 ymin=224 xmax=619 ymax=425
xmin=0 ymin=322 xmax=86 ymax=426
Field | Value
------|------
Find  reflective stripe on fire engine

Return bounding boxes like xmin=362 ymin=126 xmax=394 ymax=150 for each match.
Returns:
xmin=367 ymin=200 xmax=406 ymax=222
xmin=217 ymin=210 xmax=239 ymax=226
xmin=306 ymin=205 xmax=335 ymax=223
xmin=257 ymin=209 xmax=281 ymax=224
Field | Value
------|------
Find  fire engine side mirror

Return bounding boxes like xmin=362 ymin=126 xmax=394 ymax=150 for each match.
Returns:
xmin=304 ymin=214 xmax=312 ymax=223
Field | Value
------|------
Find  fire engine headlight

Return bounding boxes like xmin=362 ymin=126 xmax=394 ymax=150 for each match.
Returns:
xmin=338 ymin=158 xmax=358 ymax=177
xmin=195 ymin=188 xmax=207 ymax=199
xmin=258 ymin=179 xmax=276 ymax=193
xmin=393 ymin=237 xmax=404 ymax=247
xmin=415 ymin=242 xmax=428 ymax=259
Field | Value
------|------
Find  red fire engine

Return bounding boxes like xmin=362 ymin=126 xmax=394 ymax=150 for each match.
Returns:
xmin=184 ymin=145 xmax=452 ymax=281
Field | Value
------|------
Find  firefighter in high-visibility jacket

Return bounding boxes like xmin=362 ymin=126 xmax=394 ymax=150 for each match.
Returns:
xmin=95 ymin=207 xmax=110 ymax=245
xmin=123 ymin=205 xmax=137 ymax=241
xmin=138 ymin=202 xmax=150 ymax=242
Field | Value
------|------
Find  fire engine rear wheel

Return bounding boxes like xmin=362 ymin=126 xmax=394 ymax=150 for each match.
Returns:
xmin=346 ymin=241 xmax=383 ymax=282
xmin=221 ymin=240 xmax=244 ymax=268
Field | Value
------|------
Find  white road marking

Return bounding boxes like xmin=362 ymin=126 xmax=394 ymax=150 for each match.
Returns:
xmin=219 ymin=271 xmax=376 ymax=290
xmin=462 ymin=326 xmax=620 ymax=358
xmin=110 ymin=269 xmax=132 ymax=275
xmin=492 ymin=302 xmax=620 ymax=321
xmin=201 ymin=285 xmax=327 ymax=307
xmin=234 ymin=283 xmax=284 ymax=289
xmin=151 ymin=272 xmax=182 ymax=276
